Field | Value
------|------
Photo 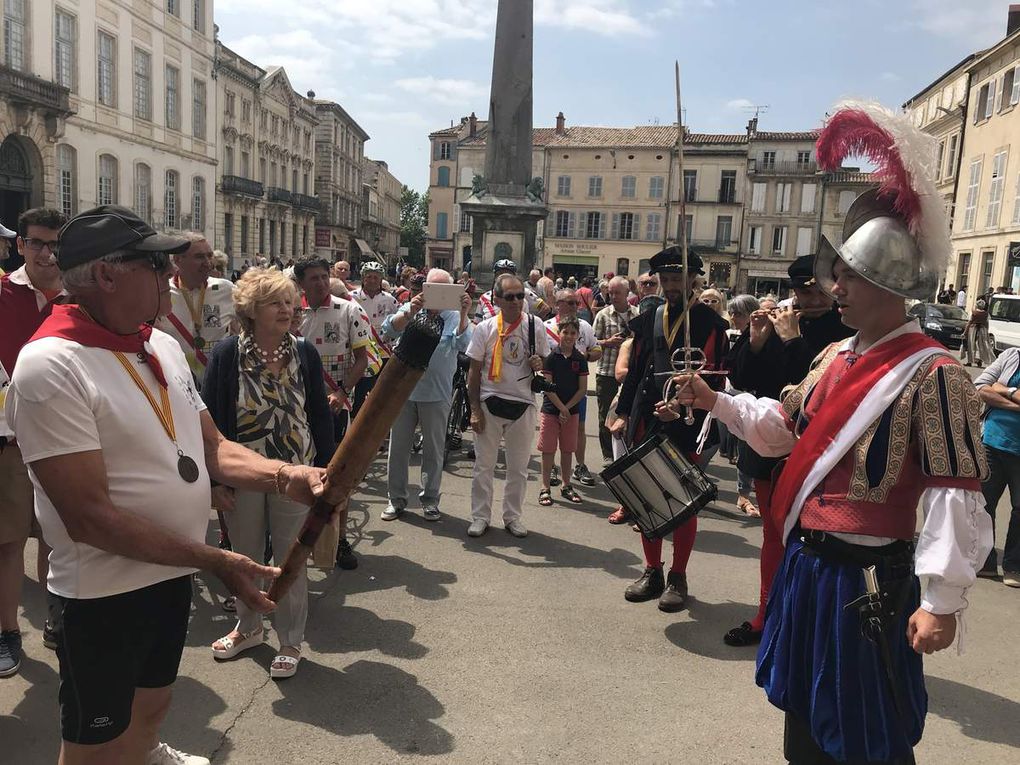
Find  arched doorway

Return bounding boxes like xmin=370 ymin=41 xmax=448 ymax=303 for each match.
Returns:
xmin=0 ymin=134 xmax=44 ymax=270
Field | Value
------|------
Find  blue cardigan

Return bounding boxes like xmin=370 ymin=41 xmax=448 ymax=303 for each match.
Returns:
xmin=201 ymin=335 xmax=336 ymax=468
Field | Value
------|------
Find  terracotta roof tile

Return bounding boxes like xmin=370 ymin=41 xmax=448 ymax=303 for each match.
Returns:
xmin=446 ymin=123 xmax=754 ymax=149
xmin=753 ymin=130 xmax=820 ymax=141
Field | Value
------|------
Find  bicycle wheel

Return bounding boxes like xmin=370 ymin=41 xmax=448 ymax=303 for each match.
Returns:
xmin=445 ymin=386 xmax=465 ymax=467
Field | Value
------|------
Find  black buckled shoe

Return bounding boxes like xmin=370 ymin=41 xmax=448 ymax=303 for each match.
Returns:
xmin=723 ymin=621 xmax=764 ymax=647
xmin=657 ymin=571 xmax=688 ymax=612
xmin=624 ymin=566 xmax=665 ymax=602
xmin=336 ymin=538 xmax=358 ymax=570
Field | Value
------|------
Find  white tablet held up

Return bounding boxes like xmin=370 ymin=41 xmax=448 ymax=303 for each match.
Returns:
xmin=422 ymin=282 xmax=466 ymax=311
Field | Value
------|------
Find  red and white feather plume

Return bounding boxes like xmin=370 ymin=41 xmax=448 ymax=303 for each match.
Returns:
xmin=816 ymin=100 xmax=951 ymax=274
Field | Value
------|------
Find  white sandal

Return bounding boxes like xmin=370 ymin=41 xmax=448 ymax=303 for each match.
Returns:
xmin=211 ymin=628 xmax=263 ymax=660
xmin=270 ymin=652 xmax=301 ymax=679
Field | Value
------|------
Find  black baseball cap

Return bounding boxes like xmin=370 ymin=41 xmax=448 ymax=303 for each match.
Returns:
xmin=648 ymin=245 xmax=704 ymax=275
xmin=788 ymin=253 xmax=818 ymax=289
xmin=57 ymin=205 xmax=190 ymax=271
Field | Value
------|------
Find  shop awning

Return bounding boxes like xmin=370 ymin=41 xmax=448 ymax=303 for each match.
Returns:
xmin=354 ymin=239 xmax=376 ymax=258
xmin=553 ymin=254 xmax=599 ymax=266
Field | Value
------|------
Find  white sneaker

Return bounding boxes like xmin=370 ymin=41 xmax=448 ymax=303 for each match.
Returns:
xmin=1003 ymin=572 xmax=1020 ymax=588
xmin=505 ymin=519 xmax=528 ymax=538
xmin=467 ymin=519 xmax=489 ymax=537
xmin=381 ymin=502 xmax=402 ymax=521
xmin=147 ymin=743 xmax=210 ymax=765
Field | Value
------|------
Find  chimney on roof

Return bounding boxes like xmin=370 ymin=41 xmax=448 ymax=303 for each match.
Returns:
xmin=306 ymin=90 xmax=315 ymax=99
xmin=469 ymin=111 xmax=478 ymax=137
xmin=1009 ymin=4 xmax=1020 ymax=36
xmin=746 ymin=116 xmax=758 ymax=138
xmin=556 ymin=111 xmax=566 ymax=135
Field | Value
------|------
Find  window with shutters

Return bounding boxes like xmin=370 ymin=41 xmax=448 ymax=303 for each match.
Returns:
xmin=618 ymin=212 xmax=636 ymax=240
xmin=621 ymin=176 xmax=636 ymax=198
xmin=134 ymin=163 xmax=151 ymax=223
xmin=557 ymin=175 xmax=571 ymax=197
xmin=439 ymin=142 xmax=451 ymax=160
xmin=748 ymin=226 xmax=762 ymax=255
xmin=165 ymin=170 xmax=179 ymax=229
xmin=838 ymin=190 xmax=856 ymax=215
xmin=57 ymin=145 xmax=77 ymax=219
xmin=436 ymin=212 xmax=448 ymax=239
xmin=946 ymin=134 xmax=959 ymax=178
xmin=646 ymin=213 xmax=662 ymax=241
xmin=258 ymin=158 xmax=266 ymax=183
xmin=242 ymin=99 xmax=251 ymax=123
xmin=554 ymin=211 xmax=570 ymax=237
xmin=224 ymin=146 xmax=234 ymax=176
xmin=585 ymin=212 xmax=603 ymax=239
xmin=683 ymin=170 xmax=697 ymax=202
xmin=437 ymin=166 xmax=450 ymax=187
xmin=3 ymin=0 xmax=26 ymax=71
xmin=975 ymin=83 xmax=992 ymax=122
xmin=291 ymin=168 xmax=298 ymax=191
xmin=935 ymin=141 xmax=946 ymax=181
xmin=165 ymin=65 xmax=180 ymax=130
xmin=771 ymin=226 xmax=787 ymax=255
xmin=957 ymin=252 xmax=971 ymax=292
xmin=192 ymin=79 xmax=206 ymax=139
xmin=133 ymin=49 xmax=151 ymax=119
xmin=979 ymin=251 xmax=995 ymax=294
xmin=796 ymin=227 xmax=813 ymax=256
xmin=986 ymin=150 xmax=1007 ymax=229
xmin=776 ymin=182 xmax=792 ymax=213
xmin=719 ymin=171 xmax=736 ymax=203
xmin=192 ymin=0 xmax=205 ymax=33
xmin=167 ymin=0 xmax=179 ymax=16
xmin=649 ymin=176 xmax=664 ymax=199
xmin=751 ymin=182 xmax=766 ymax=212
xmin=761 ymin=151 xmax=776 ymax=170
xmin=54 ymin=10 xmax=77 ymax=91
xmin=963 ymin=158 xmax=982 ymax=231
xmin=192 ymin=177 xmax=205 ymax=230
xmin=97 ymin=31 xmax=117 ymax=107
xmin=240 ymin=151 xmax=250 ymax=178
xmin=98 ymin=154 xmax=118 ymax=205
xmin=460 ymin=209 xmax=471 ymax=233
xmin=1012 ymin=66 xmax=1020 ymax=107
xmin=588 ymin=176 xmax=603 ymax=198
xmin=1013 ymin=172 xmax=1020 ymax=224
xmin=801 ymin=183 xmax=817 ymax=214
xmin=715 ymin=216 xmax=732 ymax=247
xmin=797 ymin=150 xmax=811 ymax=168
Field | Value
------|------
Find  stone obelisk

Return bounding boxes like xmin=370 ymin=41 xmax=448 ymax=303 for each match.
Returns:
xmin=462 ymin=0 xmax=547 ymax=289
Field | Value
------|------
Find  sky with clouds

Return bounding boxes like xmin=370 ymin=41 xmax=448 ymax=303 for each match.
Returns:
xmin=216 ymin=0 xmax=1014 ymax=191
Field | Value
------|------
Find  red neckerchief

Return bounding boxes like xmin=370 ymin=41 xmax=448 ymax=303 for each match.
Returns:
xmin=301 ymin=293 xmax=332 ymax=309
xmin=770 ymin=331 xmax=943 ymax=533
xmin=28 ymin=304 xmax=168 ymax=386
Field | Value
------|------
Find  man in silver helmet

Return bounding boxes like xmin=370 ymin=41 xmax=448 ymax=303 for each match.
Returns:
xmin=671 ymin=102 xmax=991 ymax=765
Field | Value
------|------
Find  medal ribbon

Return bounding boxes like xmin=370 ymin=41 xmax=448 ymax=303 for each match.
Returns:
xmin=488 ymin=313 xmax=523 ymax=382
xmin=175 ymin=276 xmax=207 ymax=336
xmin=112 ymin=351 xmax=178 ymax=445
xmin=662 ymin=303 xmax=683 ymax=348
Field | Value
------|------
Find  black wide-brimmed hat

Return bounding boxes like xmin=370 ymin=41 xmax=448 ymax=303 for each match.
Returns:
xmin=648 ymin=245 xmax=704 ymax=275
xmin=787 ymin=253 xmax=819 ymax=289
xmin=57 ymin=205 xmax=190 ymax=271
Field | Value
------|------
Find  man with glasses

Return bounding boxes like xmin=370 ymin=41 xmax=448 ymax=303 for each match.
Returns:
xmin=157 ymin=234 xmax=236 ymax=389
xmin=0 ymin=207 xmax=66 ymax=678
xmin=474 ymin=259 xmax=551 ymax=322
xmin=544 ymin=289 xmax=601 ymax=487
xmin=5 ymin=205 xmax=326 ymax=764
xmin=630 ymin=272 xmax=659 ymax=306
xmin=466 ymin=273 xmax=549 ymax=538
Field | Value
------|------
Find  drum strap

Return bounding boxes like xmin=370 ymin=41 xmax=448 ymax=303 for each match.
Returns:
xmin=652 ymin=304 xmax=670 ymax=375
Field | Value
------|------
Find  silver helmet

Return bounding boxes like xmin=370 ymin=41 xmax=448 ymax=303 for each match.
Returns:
xmin=814 ymin=189 xmax=939 ymax=301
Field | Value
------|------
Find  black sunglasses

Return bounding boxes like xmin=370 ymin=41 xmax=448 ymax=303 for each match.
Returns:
xmin=501 ymin=292 xmax=526 ymax=302
xmin=116 ymin=251 xmax=171 ymax=271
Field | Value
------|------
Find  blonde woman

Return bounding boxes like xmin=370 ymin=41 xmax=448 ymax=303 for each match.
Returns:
xmin=202 ymin=268 xmax=335 ymax=679
xmin=700 ymin=287 xmax=727 ymax=317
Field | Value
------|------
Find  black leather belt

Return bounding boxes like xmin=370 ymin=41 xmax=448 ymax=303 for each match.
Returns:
xmin=799 ymin=528 xmax=914 ymax=571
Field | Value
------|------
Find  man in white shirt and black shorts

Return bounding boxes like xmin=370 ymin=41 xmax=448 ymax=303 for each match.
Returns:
xmin=466 ymin=273 xmax=549 ymax=538
xmin=6 ymin=205 xmax=326 ymax=765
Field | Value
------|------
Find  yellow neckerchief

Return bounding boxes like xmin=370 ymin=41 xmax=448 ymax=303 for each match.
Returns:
xmin=662 ymin=302 xmax=684 ymax=348
xmin=488 ymin=311 xmax=523 ymax=381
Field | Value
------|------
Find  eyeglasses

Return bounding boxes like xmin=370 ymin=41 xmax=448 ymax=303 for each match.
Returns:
xmin=501 ymin=292 xmax=526 ymax=302
xmin=117 ymin=251 xmax=171 ymax=272
xmin=702 ymin=298 xmax=720 ymax=305
xmin=639 ymin=280 xmax=658 ymax=287
xmin=22 ymin=237 xmax=59 ymax=253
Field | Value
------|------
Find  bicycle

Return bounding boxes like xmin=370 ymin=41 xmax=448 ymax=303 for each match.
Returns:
xmin=444 ymin=352 xmax=472 ymax=467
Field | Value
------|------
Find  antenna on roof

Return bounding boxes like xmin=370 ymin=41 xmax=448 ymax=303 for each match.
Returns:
xmin=742 ymin=104 xmax=770 ymax=120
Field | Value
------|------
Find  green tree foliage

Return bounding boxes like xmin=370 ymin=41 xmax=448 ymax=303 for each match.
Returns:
xmin=400 ymin=186 xmax=429 ymax=267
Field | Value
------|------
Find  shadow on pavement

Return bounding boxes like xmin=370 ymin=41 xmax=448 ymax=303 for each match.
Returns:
xmin=271 ymin=658 xmax=454 ymax=756
xmin=663 ymin=598 xmax=761 ymax=662
xmin=693 ymin=528 xmax=762 ymax=560
xmin=304 ymin=605 xmax=428 ymax=660
xmin=160 ymin=675 xmax=232 ymax=763
xmin=336 ymin=552 xmax=457 ymax=601
xmin=0 ymin=656 xmax=59 ymax=765
xmin=926 ymin=675 xmax=1020 ymax=748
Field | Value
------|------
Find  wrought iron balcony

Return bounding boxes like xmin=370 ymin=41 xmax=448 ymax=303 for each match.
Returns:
xmin=221 ymin=175 xmax=264 ymax=198
xmin=689 ymin=238 xmax=738 ymax=251
xmin=266 ymin=187 xmax=292 ymax=204
xmin=292 ymin=192 xmax=321 ymax=212
xmin=748 ymin=159 xmax=818 ymax=175
xmin=0 ymin=64 xmax=72 ymax=116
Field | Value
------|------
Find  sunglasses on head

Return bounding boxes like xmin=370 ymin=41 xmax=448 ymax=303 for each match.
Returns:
xmin=501 ymin=292 xmax=526 ymax=302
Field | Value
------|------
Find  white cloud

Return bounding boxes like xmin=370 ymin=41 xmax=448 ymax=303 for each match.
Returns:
xmin=879 ymin=71 xmax=901 ymax=83
xmin=395 ymin=77 xmax=488 ymax=106
xmin=726 ymin=98 xmax=755 ymax=110
xmin=536 ymin=1 xmax=653 ymax=37
xmin=910 ymin=0 xmax=1010 ymax=48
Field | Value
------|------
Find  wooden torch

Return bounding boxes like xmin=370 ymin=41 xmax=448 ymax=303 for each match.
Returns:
xmin=267 ymin=311 xmax=444 ymax=602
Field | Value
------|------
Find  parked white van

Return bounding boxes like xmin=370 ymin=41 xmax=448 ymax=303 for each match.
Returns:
xmin=988 ymin=294 xmax=1020 ymax=353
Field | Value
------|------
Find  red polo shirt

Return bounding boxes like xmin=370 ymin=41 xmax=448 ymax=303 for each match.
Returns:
xmin=0 ymin=266 xmax=63 ymax=374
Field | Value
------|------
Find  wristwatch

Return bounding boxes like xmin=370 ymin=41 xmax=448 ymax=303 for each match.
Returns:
xmin=1007 ymin=387 xmax=1018 ymax=401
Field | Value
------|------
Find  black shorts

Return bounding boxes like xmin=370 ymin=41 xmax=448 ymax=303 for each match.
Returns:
xmin=49 ymin=575 xmax=193 ymax=745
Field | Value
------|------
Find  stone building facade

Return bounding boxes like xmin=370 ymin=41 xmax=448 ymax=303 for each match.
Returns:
xmin=361 ymin=158 xmax=403 ymax=267
xmin=213 ymin=43 xmax=318 ymax=267
xmin=313 ymin=100 xmax=368 ymax=265
xmin=0 ymin=0 xmax=216 ymax=264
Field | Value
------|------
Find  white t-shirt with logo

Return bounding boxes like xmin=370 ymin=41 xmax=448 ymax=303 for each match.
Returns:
xmin=466 ymin=314 xmax=550 ymax=405
xmin=158 ymin=276 xmax=236 ymax=379
xmin=299 ymin=295 xmax=371 ymax=390
xmin=6 ymin=329 xmax=210 ymax=599
xmin=543 ymin=316 xmax=597 ymax=356
xmin=351 ymin=288 xmax=398 ymax=336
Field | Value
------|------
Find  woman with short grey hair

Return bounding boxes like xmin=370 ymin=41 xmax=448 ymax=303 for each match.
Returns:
xmin=722 ymin=294 xmax=762 ymax=517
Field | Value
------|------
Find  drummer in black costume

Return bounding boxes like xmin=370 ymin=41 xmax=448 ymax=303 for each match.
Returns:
xmin=610 ymin=246 xmax=729 ymax=611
